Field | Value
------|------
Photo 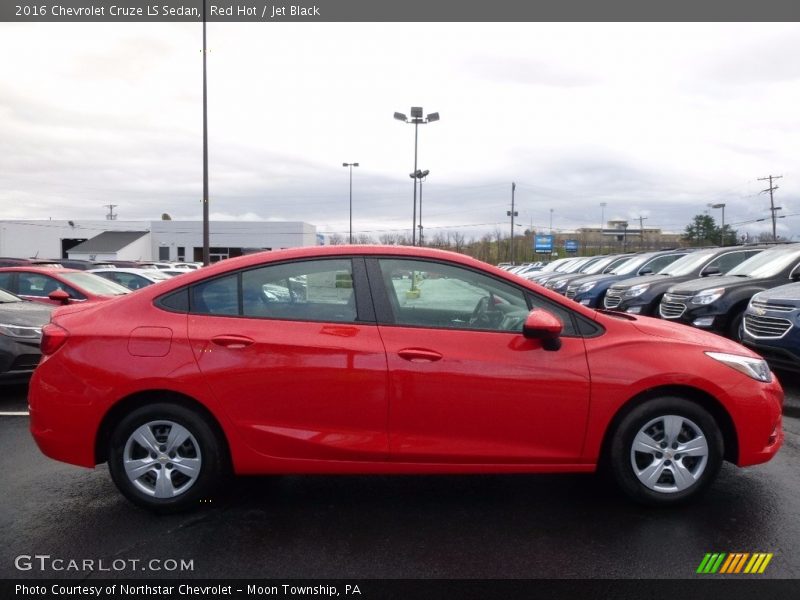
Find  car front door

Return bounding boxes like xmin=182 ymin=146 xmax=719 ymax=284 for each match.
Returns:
xmin=367 ymin=258 xmax=592 ymax=464
xmin=187 ymin=257 xmax=389 ymax=462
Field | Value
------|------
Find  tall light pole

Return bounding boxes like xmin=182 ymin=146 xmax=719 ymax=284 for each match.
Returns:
xmin=709 ymin=203 xmax=726 ymax=246
xmin=549 ymin=208 xmax=554 ymax=233
xmin=410 ymin=169 xmax=430 ymax=246
xmin=201 ymin=0 xmax=210 ymax=266
xmin=394 ymin=107 xmax=439 ymax=245
xmin=343 ymin=162 xmax=359 ymax=243
xmin=507 ymin=182 xmax=518 ymax=264
xmin=599 ymin=202 xmax=607 ymax=253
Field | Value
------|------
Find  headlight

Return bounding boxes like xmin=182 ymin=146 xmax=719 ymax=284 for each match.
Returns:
xmin=548 ymin=279 xmax=568 ymax=291
xmin=691 ymin=288 xmax=725 ymax=305
xmin=705 ymin=351 xmax=772 ymax=383
xmin=0 ymin=323 xmax=43 ymax=339
xmin=624 ymin=284 xmax=650 ymax=298
xmin=577 ymin=282 xmax=597 ymax=293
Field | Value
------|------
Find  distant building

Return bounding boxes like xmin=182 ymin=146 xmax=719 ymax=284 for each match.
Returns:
xmin=0 ymin=220 xmax=317 ymax=262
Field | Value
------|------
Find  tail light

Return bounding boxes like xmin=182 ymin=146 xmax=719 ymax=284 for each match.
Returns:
xmin=41 ymin=323 xmax=69 ymax=355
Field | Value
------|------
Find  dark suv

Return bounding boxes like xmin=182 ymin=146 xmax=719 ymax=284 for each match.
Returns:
xmin=742 ymin=283 xmax=800 ymax=373
xmin=544 ymin=254 xmax=632 ymax=295
xmin=604 ymin=246 xmax=765 ymax=316
xmin=659 ymin=244 xmax=800 ymax=339
xmin=566 ymin=250 xmax=689 ymax=308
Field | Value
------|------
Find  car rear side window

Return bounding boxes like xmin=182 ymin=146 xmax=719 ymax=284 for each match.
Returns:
xmin=241 ymin=259 xmax=357 ymax=323
xmin=187 ymin=259 xmax=359 ymax=323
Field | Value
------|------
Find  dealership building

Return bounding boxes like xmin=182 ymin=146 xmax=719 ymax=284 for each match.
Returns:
xmin=0 ymin=220 xmax=318 ymax=262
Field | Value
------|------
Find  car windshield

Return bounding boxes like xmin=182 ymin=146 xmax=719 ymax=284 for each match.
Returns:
xmin=61 ymin=272 xmax=130 ymax=296
xmin=660 ymin=250 xmax=719 ymax=276
xmin=0 ymin=288 xmax=21 ymax=303
xmin=726 ymin=248 xmax=800 ymax=278
xmin=611 ymin=254 xmax=657 ymax=275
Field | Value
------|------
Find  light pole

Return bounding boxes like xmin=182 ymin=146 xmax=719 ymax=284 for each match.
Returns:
xmin=343 ymin=162 xmax=359 ymax=243
xmin=549 ymin=208 xmax=554 ymax=233
xmin=507 ymin=182 xmax=518 ymax=264
xmin=599 ymin=202 xmax=607 ymax=253
xmin=201 ymin=0 xmax=210 ymax=265
xmin=709 ymin=203 xmax=726 ymax=246
xmin=410 ymin=169 xmax=430 ymax=245
xmin=394 ymin=107 xmax=439 ymax=245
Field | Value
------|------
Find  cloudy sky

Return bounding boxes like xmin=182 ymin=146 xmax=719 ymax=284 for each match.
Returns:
xmin=1 ymin=22 xmax=799 ymax=241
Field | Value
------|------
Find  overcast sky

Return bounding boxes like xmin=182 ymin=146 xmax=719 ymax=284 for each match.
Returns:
xmin=1 ymin=22 xmax=799 ymax=241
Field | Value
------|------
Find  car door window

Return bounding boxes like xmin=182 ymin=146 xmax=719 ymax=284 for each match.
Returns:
xmin=189 ymin=259 xmax=359 ymax=323
xmin=0 ymin=273 xmax=12 ymax=293
xmin=641 ymin=254 xmax=684 ymax=274
xmin=377 ymin=259 xmax=531 ymax=332
xmin=18 ymin=273 xmax=82 ymax=299
xmin=707 ymin=251 xmax=760 ymax=274
xmin=242 ymin=259 xmax=357 ymax=323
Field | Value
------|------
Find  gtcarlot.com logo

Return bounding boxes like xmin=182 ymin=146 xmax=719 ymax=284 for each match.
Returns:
xmin=697 ymin=552 xmax=773 ymax=574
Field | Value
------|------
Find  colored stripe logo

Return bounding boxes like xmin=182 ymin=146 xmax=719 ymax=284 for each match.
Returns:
xmin=697 ymin=553 xmax=773 ymax=574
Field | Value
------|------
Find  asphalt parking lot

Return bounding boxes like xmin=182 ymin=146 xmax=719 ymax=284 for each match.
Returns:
xmin=2 ymin=378 xmax=799 ymax=580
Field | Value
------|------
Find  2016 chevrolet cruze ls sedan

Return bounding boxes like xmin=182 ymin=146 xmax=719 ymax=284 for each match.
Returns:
xmin=29 ymin=247 xmax=784 ymax=512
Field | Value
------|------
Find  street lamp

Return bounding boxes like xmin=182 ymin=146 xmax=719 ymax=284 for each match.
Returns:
xmin=708 ymin=203 xmax=726 ymax=246
xmin=410 ymin=169 xmax=430 ymax=245
xmin=201 ymin=0 xmax=210 ymax=266
xmin=394 ymin=107 xmax=440 ymax=245
xmin=549 ymin=208 xmax=554 ymax=233
xmin=343 ymin=162 xmax=359 ymax=243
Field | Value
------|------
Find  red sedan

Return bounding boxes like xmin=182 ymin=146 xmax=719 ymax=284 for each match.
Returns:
xmin=29 ymin=246 xmax=783 ymax=512
xmin=0 ymin=267 xmax=129 ymax=306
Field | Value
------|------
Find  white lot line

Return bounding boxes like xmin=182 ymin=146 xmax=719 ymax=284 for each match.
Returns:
xmin=0 ymin=411 xmax=29 ymax=416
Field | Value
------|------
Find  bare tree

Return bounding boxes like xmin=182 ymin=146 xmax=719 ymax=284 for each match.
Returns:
xmin=328 ymin=233 xmax=345 ymax=245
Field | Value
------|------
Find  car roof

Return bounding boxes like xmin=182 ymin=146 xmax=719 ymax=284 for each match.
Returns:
xmin=0 ymin=266 xmax=83 ymax=274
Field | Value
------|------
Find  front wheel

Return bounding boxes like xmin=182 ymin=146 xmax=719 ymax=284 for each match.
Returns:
xmin=609 ymin=397 xmax=723 ymax=506
xmin=108 ymin=403 xmax=226 ymax=513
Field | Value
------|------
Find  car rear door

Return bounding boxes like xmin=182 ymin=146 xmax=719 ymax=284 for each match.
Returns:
xmin=367 ymin=257 xmax=592 ymax=464
xmin=186 ymin=257 xmax=389 ymax=462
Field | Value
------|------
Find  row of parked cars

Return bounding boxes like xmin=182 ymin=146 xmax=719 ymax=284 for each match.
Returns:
xmin=517 ymin=244 xmax=800 ymax=374
xmin=0 ymin=258 xmax=202 ymax=381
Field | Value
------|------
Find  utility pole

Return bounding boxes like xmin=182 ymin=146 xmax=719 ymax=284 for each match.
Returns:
xmin=104 ymin=204 xmax=118 ymax=221
xmin=758 ymin=175 xmax=783 ymax=241
xmin=201 ymin=0 xmax=210 ymax=266
xmin=507 ymin=182 xmax=518 ymax=264
xmin=638 ymin=216 xmax=648 ymax=249
xmin=599 ymin=202 xmax=607 ymax=253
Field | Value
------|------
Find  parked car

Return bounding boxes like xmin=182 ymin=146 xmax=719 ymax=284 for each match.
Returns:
xmin=0 ymin=288 xmax=52 ymax=382
xmin=528 ymin=256 xmax=601 ymax=286
xmin=742 ymin=283 xmax=800 ymax=373
xmin=0 ymin=257 xmax=33 ymax=268
xmin=659 ymin=244 xmax=800 ymax=340
xmin=566 ymin=250 xmax=690 ymax=307
xmin=0 ymin=267 xmax=130 ymax=306
xmin=29 ymin=246 xmax=783 ymax=512
xmin=523 ymin=257 xmax=578 ymax=282
xmin=544 ymin=254 xmax=633 ymax=295
xmin=604 ymin=246 xmax=765 ymax=316
xmin=89 ymin=268 xmax=172 ymax=290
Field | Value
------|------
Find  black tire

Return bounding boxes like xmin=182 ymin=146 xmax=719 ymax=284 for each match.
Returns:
xmin=108 ymin=402 xmax=226 ymax=513
xmin=609 ymin=397 xmax=723 ymax=506
xmin=729 ymin=312 xmax=744 ymax=341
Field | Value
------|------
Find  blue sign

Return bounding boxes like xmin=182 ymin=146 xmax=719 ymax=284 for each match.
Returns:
xmin=534 ymin=235 xmax=554 ymax=253
xmin=564 ymin=240 xmax=579 ymax=253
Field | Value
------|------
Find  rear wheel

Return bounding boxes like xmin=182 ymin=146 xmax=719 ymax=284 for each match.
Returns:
xmin=729 ymin=312 xmax=744 ymax=341
xmin=609 ymin=397 xmax=723 ymax=506
xmin=108 ymin=403 xmax=226 ymax=513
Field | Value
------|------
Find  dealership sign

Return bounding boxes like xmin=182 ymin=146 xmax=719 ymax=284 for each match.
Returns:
xmin=534 ymin=235 xmax=554 ymax=252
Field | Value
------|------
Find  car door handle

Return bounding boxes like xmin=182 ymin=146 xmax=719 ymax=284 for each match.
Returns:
xmin=398 ymin=348 xmax=443 ymax=362
xmin=211 ymin=335 xmax=255 ymax=349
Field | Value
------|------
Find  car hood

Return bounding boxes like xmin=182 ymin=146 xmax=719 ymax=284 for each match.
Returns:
xmin=666 ymin=275 xmax=754 ymax=295
xmin=753 ymin=283 xmax=800 ymax=303
xmin=0 ymin=301 xmax=54 ymax=327
xmin=620 ymin=313 xmax=760 ymax=356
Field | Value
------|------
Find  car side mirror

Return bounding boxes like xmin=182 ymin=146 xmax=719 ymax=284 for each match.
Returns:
xmin=522 ymin=309 xmax=563 ymax=351
xmin=701 ymin=266 xmax=721 ymax=277
xmin=639 ymin=267 xmax=653 ymax=275
xmin=48 ymin=289 xmax=71 ymax=305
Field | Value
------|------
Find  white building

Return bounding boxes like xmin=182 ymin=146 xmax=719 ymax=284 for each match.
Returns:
xmin=0 ymin=220 xmax=318 ymax=262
